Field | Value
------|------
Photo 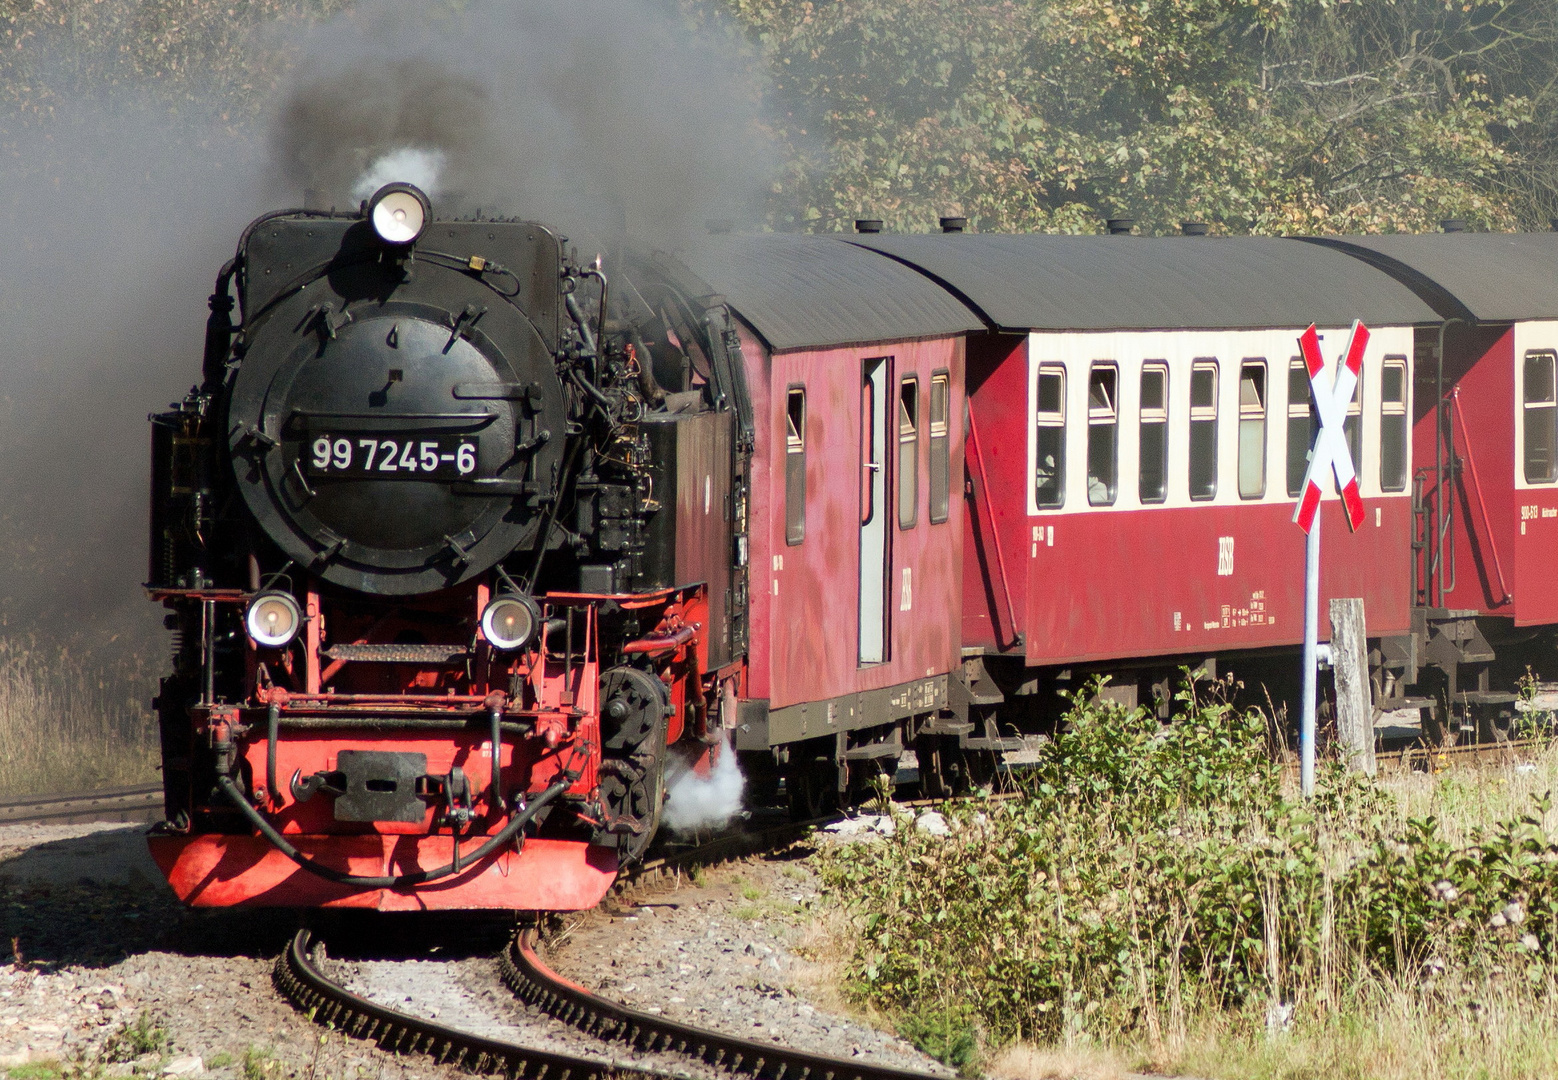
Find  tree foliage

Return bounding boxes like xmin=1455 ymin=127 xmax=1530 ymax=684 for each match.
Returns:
xmin=702 ymin=0 xmax=1552 ymax=234
xmin=0 ymin=0 xmax=346 ymax=123
xmin=0 ymin=0 xmax=1554 ymax=234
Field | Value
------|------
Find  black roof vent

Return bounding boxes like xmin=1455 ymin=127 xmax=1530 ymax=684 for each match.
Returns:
xmin=1441 ymin=219 xmax=1468 ymax=233
xmin=855 ymin=219 xmax=883 ymax=234
xmin=1106 ymin=217 xmax=1135 ymax=235
xmin=939 ymin=216 xmax=968 ymax=233
xmin=1180 ymin=221 xmax=1209 ymax=237
xmin=705 ymin=218 xmax=734 ymax=235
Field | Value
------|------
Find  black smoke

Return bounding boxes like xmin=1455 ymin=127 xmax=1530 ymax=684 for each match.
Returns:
xmin=270 ymin=0 xmax=773 ymax=248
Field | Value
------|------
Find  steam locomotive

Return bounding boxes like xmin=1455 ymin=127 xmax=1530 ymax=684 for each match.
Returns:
xmin=146 ymin=184 xmax=757 ymax=910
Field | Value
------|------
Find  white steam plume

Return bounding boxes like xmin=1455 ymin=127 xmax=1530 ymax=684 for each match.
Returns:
xmin=661 ymin=738 xmax=745 ymax=834
xmin=351 ymin=146 xmax=447 ymax=202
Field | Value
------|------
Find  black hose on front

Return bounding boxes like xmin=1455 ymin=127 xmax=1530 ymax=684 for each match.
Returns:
xmin=216 ymin=773 xmax=571 ymax=888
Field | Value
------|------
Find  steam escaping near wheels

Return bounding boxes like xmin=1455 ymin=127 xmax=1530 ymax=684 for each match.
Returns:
xmin=661 ymin=737 xmax=746 ymax=834
xmin=351 ymin=147 xmax=448 ymax=203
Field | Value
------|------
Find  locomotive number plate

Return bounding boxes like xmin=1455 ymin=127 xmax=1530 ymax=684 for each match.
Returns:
xmin=306 ymin=433 xmax=479 ymax=479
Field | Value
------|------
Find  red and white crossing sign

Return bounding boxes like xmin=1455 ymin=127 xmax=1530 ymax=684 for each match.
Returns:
xmin=1293 ymin=320 xmax=1369 ymax=534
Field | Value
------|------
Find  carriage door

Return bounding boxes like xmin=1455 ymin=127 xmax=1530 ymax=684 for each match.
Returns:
xmin=860 ymin=357 xmax=891 ymax=663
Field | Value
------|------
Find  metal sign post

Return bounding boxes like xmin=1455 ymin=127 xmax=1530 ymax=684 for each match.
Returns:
xmin=1301 ymin=508 xmax=1320 ymax=798
xmin=1293 ymin=320 xmax=1370 ymax=797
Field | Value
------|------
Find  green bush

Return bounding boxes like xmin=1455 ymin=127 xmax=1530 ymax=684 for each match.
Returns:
xmin=819 ymin=680 xmax=1558 ymax=1063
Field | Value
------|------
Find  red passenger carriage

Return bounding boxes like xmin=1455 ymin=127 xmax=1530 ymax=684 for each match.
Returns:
xmin=851 ymin=233 xmax=1440 ymax=720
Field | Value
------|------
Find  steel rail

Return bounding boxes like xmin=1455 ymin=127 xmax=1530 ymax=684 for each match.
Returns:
xmin=0 ymin=783 xmax=164 ymax=826
xmin=501 ymin=931 xmax=945 ymax=1080
xmin=1377 ymin=736 xmax=1546 ymax=770
xmin=273 ymin=928 xmax=675 ymax=1080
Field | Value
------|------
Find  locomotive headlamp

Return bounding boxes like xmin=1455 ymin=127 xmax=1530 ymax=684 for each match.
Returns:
xmin=481 ymin=592 xmax=542 ymax=652
xmin=246 ymin=591 xmax=303 ymax=648
xmin=366 ymin=182 xmax=430 ymax=246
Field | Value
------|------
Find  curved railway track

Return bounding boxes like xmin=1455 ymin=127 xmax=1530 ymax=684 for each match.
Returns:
xmin=270 ymin=811 xmax=949 ymax=1080
xmin=273 ymin=928 xmax=674 ymax=1080
xmin=501 ymin=930 xmax=943 ymax=1080
xmin=274 ymin=923 xmax=945 ymax=1080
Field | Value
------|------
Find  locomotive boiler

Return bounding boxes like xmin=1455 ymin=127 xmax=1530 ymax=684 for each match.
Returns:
xmin=146 ymin=183 xmax=751 ymax=909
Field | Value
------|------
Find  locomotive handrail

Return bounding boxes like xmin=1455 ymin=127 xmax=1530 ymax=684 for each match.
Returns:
xmin=288 ymin=408 xmax=498 ymax=424
xmin=215 ymin=772 xmax=572 ymax=888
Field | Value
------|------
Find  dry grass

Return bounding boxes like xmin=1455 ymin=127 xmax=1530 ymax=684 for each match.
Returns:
xmin=988 ymin=1042 xmax=1131 ymax=1080
xmin=1380 ymin=744 xmax=1558 ymax=841
xmin=1148 ymin=742 xmax=1558 ymax=1080
xmin=0 ymin=635 xmax=160 ymax=798
xmin=785 ymin=897 xmax=858 ymax=1017
xmin=1164 ymin=978 xmax=1558 ymax=1080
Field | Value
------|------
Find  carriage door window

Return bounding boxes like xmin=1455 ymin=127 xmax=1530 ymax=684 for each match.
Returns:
xmin=860 ymin=358 xmax=891 ymax=664
xmin=928 ymin=372 xmax=950 ymax=523
xmin=1033 ymin=365 xmax=1066 ymax=508
xmin=1189 ymin=360 xmax=1218 ymax=500
xmin=1380 ymin=358 xmax=1409 ymax=491
xmin=1237 ymin=360 xmax=1267 ymax=499
xmin=1524 ymin=351 xmax=1558 ymax=483
xmin=1086 ymin=365 xmax=1119 ymax=505
xmin=785 ymin=386 xmax=806 ymax=544
xmin=898 ymin=377 xmax=919 ymax=528
xmin=1139 ymin=364 xmax=1168 ymax=503
xmin=1286 ymin=357 xmax=1318 ymax=496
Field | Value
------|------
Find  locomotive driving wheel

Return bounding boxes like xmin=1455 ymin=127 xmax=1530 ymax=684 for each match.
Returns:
xmin=596 ymin=667 xmax=670 ymax=864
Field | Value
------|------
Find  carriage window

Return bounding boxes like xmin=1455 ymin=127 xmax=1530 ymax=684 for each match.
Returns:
xmin=1345 ymin=371 xmax=1362 ymax=478
xmin=1189 ymin=360 xmax=1218 ymax=500
xmin=928 ymin=372 xmax=950 ymax=523
xmin=785 ymin=386 xmax=806 ymax=544
xmin=1033 ymin=366 xmax=1066 ymax=508
xmin=1087 ymin=364 xmax=1118 ymax=506
xmin=1286 ymin=357 xmax=1317 ymax=496
xmin=1139 ymin=363 xmax=1168 ymax=504
xmin=1238 ymin=360 xmax=1267 ymax=499
xmin=1381 ymin=357 xmax=1409 ymax=491
xmin=898 ymin=377 xmax=919 ymax=528
xmin=1524 ymin=351 xmax=1558 ymax=483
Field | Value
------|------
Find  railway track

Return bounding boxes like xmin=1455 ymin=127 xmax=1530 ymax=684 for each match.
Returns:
xmin=1376 ymin=736 xmax=1546 ymax=771
xmin=274 ymin=928 xmax=674 ymax=1080
xmin=0 ymin=783 xmax=163 ymax=826
xmin=502 ymin=929 xmax=942 ymax=1080
xmin=274 ymin=923 xmax=945 ymax=1080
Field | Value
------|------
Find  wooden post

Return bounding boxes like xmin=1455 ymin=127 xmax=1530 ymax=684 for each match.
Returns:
xmin=1330 ymin=597 xmax=1375 ymax=776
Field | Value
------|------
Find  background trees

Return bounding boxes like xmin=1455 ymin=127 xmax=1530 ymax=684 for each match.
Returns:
xmin=704 ymin=0 xmax=1555 ymax=234
xmin=0 ymin=0 xmax=1554 ymax=234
